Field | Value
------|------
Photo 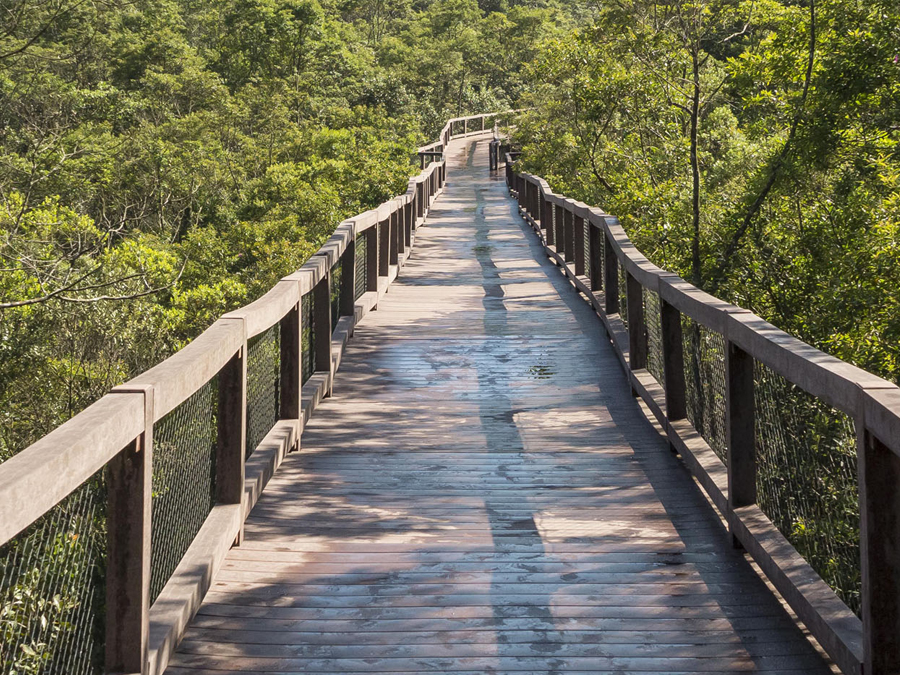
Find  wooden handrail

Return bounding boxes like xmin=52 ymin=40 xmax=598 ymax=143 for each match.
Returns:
xmin=508 ymin=159 xmax=900 ymax=675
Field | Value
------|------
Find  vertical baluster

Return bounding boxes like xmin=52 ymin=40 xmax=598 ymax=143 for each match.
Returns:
xmin=564 ymin=207 xmax=575 ymax=263
xmin=341 ymin=235 xmax=356 ymax=319
xmin=544 ymin=194 xmax=555 ymax=247
xmin=574 ymin=213 xmax=586 ymax=276
xmin=625 ymin=272 xmax=647 ymax=370
xmin=725 ymin=339 xmax=756 ymax=545
xmin=660 ymin=296 xmax=686 ymax=421
xmin=554 ymin=204 xmax=565 ymax=256
xmin=389 ymin=208 xmax=400 ymax=267
xmin=859 ymin=414 xmax=900 ymax=674
xmin=589 ymin=222 xmax=603 ymax=292
xmin=366 ymin=225 xmax=378 ymax=294
xmin=313 ymin=265 xmax=333 ymax=395
xmin=604 ymin=231 xmax=619 ymax=315
xmin=106 ymin=387 xmax=153 ymax=675
xmin=217 ymin=334 xmax=247 ymax=518
xmin=379 ymin=216 xmax=390 ymax=277
xmin=280 ymin=300 xmax=301 ymax=425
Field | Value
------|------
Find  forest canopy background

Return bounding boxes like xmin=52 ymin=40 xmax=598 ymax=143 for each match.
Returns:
xmin=2 ymin=0 xmax=900 ymax=461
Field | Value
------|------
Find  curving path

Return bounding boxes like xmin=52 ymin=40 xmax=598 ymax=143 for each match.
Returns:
xmin=165 ymin=137 xmax=833 ymax=674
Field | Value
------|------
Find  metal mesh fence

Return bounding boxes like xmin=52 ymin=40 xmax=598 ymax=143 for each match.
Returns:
xmin=644 ymin=288 xmax=665 ymax=387
xmin=245 ymin=324 xmax=280 ymax=458
xmin=682 ymin=317 xmax=727 ymax=463
xmin=355 ymin=235 xmax=367 ymax=300
xmin=301 ymin=292 xmax=315 ymax=384
xmin=754 ymin=361 xmax=861 ymax=614
xmin=618 ymin=265 xmax=628 ymax=329
xmin=150 ymin=378 xmax=217 ymax=603
xmin=331 ymin=259 xmax=342 ymax=328
xmin=0 ymin=472 xmax=105 ymax=675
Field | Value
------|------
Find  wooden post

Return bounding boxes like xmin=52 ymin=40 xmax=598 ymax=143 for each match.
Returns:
xmin=626 ymin=272 xmax=647 ymax=370
xmin=541 ymin=195 xmax=556 ymax=246
xmin=313 ymin=268 xmax=333 ymax=394
xmin=216 ymin=340 xmax=246 ymax=542
xmin=564 ymin=208 xmax=575 ymax=262
xmin=279 ymin=303 xmax=301 ymax=422
xmin=604 ymin=232 xmax=619 ymax=315
xmin=464 ymin=119 xmax=467 ymax=135
xmin=660 ymin=299 xmax=686 ymax=420
xmin=859 ymin=428 xmax=900 ymax=674
xmin=554 ymin=204 xmax=565 ymax=255
xmin=574 ymin=214 xmax=586 ymax=276
xmin=340 ymin=238 xmax=356 ymax=317
xmin=726 ymin=340 xmax=756 ymax=541
xmin=589 ymin=223 xmax=603 ymax=292
xmin=106 ymin=388 xmax=153 ymax=675
xmin=389 ymin=209 xmax=399 ymax=266
xmin=366 ymin=226 xmax=378 ymax=293
xmin=397 ymin=204 xmax=406 ymax=257
xmin=417 ymin=182 xmax=424 ymax=220
xmin=404 ymin=201 xmax=413 ymax=246
xmin=378 ymin=217 xmax=390 ymax=276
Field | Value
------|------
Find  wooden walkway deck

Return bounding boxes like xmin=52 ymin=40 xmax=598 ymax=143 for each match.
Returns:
xmin=165 ymin=137 xmax=834 ymax=674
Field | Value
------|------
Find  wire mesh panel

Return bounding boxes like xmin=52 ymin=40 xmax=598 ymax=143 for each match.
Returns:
xmin=644 ymin=288 xmax=665 ymax=387
xmin=754 ymin=361 xmax=861 ymax=614
xmin=682 ymin=317 xmax=727 ymax=463
xmin=355 ymin=235 xmax=367 ymax=301
xmin=330 ymin=260 xmax=342 ymax=329
xmin=618 ymin=265 xmax=628 ymax=329
xmin=150 ymin=378 xmax=217 ymax=602
xmin=245 ymin=324 xmax=280 ymax=458
xmin=301 ymin=292 xmax=315 ymax=384
xmin=0 ymin=471 xmax=105 ymax=675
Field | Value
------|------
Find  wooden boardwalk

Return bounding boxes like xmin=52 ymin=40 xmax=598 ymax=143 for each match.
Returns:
xmin=165 ymin=137 xmax=833 ymax=674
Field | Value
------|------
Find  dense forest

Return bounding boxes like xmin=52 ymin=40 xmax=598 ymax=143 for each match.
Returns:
xmin=0 ymin=0 xmax=576 ymax=458
xmin=3 ymin=0 xmax=900 ymax=460
xmin=514 ymin=0 xmax=900 ymax=382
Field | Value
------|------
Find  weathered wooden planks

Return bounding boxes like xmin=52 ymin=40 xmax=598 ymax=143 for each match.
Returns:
xmin=165 ymin=137 xmax=834 ymax=674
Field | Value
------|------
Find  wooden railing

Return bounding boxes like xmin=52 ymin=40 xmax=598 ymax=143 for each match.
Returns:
xmin=507 ymin=158 xmax=900 ymax=675
xmin=0 ymin=115 xmax=502 ymax=675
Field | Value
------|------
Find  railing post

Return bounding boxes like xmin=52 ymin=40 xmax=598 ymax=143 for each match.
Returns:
xmin=379 ymin=216 xmax=390 ymax=276
xmin=280 ymin=301 xmax=301 ymax=424
xmin=589 ymin=222 xmax=603 ymax=292
xmin=626 ymin=272 xmax=647 ymax=370
xmin=604 ymin=231 xmax=619 ymax=315
xmin=396 ymin=202 xmax=406 ymax=258
xmin=564 ymin=207 xmax=575 ymax=263
xmin=464 ymin=119 xmax=467 ymax=135
xmin=341 ymin=235 xmax=356 ymax=318
xmin=725 ymin=339 xmax=756 ymax=542
xmin=660 ymin=298 xmax=686 ymax=420
xmin=366 ymin=225 xmax=378 ymax=294
xmin=217 ymin=337 xmax=247 ymax=512
xmin=859 ymin=426 xmax=900 ymax=674
xmin=544 ymin=195 xmax=555 ymax=247
xmin=416 ymin=182 xmax=424 ymax=221
xmin=389 ymin=208 xmax=400 ymax=266
xmin=313 ymin=265 xmax=333 ymax=394
xmin=554 ymin=204 xmax=565 ymax=255
xmin=574 ymin=213 xmax=586 ymax=276
xmin=105 ymin=387 xmax=153 ymax=675
xmin=404 ymin=200 xmax=413 ymax=246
